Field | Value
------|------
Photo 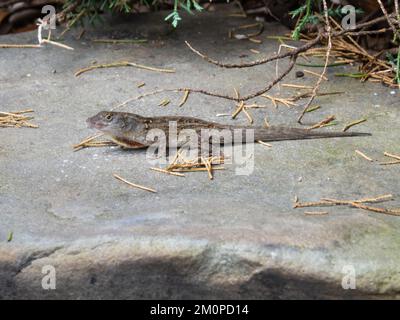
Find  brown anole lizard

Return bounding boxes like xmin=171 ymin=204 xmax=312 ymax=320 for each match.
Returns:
xmin=86 ymin=111 xmax=370 ymax=149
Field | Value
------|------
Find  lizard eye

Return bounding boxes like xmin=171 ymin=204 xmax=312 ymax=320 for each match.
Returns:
xmin=105 ymin=113 xmax=113 ymax=121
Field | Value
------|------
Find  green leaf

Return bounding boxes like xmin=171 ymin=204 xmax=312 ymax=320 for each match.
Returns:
xmin=180 ymin=2 xmax=193 ymax=14
xmin=290 ymin=5 xmax=307 ymax=18
xmin=100 ymin=0 xmax=108 ymax=11
xmin=172 ymin=13 xmax=181 ymax=28
xmin=165 ymin=11 xmax=177 ymax=21
xmin=123 ymin=3 xmax=131 ymax=13
xmin=192 ymin=0 xmax=203 ymax=11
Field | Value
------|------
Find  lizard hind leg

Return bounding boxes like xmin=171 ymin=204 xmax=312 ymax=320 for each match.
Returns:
xmin=109 ymin=136 xmax=147 ymax=149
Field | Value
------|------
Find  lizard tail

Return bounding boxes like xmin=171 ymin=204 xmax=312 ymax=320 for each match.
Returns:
xmin=253 ymin=126 xmax=371 ymax=142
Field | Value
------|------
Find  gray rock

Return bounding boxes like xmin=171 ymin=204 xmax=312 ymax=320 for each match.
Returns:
xmin=1 ymin=7 xmax=400 ymax=299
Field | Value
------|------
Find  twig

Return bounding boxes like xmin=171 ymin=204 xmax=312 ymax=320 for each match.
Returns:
xmin=75 ymin=61 xmax=175 ymax=77
xmin=294 ymin=194 xmax=393 ymax=208
xmin=264 ymin=115 xmax=270 ymax=128
xmin=281 ymin=83 xmax=314 ymax=89
xmin=150 ymin=167 xmax=185 ymax=177
xmin=307 ymin=115 xmax=336 ymax=130
xmin=229 ymin=22 xmax=264 ymax=40
xmin=355 ymin=150 xmax=374 ymax=162
xmin=92 ymin=39 xmax=147 ymax=44
xmin=37 ymin=19 xmax=75 ymax=50
xmin=201 ymin=156 xmax=213 ymax=180
xmin=0 ymin=110 xmax=38 ymax=128
xmin=159 ymin=99 xmax=170 ymax=107
xmin=40 ymin=39 xmax=74 ymax=51
xmin=377 ymin=0 xmax=400 ymax=39
xmin=232 ymin=101 xmax=245 ymax=119
xmin=297 ymin=1 xmax=332 ymax=124
xmin=343 ymin=118 xmax=367 ymax=132
xmin=257 ymin=141 xmax=272 ymax=147
xmin=111 ymin=57 xmax=296 ymax=105
xmin=249 ymin=38 xmax=262 ymax=44
xmin=304 ymin=211 xmax=329 ymax=216
xmin=384 ymin=152 xmax=400 ymax=161
xmin=294 ymin=200 xmax=336 ymax=208
xmin=305 ymin=105 xmax=321 ymax=113
xmin=73 ymin=133 xmax=112 ymax=151
xmin=173 ymin=167 xmax=225 ymax=172
xmin=303 ymin=69 xmax=329 ymax=81
xmin=379 ymin=160 xmax=400 ymax=165
xmin=294 ymin=194 xmax=400 ymax=216
xmin=184 ymin=32 xmax=322 ymax=69
xmin=349 ymin=202 xmax=400 ymax=216
xmin=349 ymin=194 xmax=394 ymax=204
xmin=0 ymin=44 xmax=41 ymax=48
xmin=261 ymin=95 xmax=297 ymax=108
xmin=178 ymin=90 xmax=190 ymax=107
xmin=242 ymin=107 xmax=254 ymax=124
xmin=113 ymin=173 xmax=157 ymax=193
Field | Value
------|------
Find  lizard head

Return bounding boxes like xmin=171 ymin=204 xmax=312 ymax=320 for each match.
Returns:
xmin=86 ymin=111 xmax=131 ymax=135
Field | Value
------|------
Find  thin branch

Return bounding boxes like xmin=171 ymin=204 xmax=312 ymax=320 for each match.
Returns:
xmin=377 ymin=0 xmax=400 ymax=38
xmin=184 ymin=32 xmax=322 ymax=69
xmin=298 ymin=2 xmax=332 ymax=124
xmin=75 ymin=61 xmax=175 ymax=77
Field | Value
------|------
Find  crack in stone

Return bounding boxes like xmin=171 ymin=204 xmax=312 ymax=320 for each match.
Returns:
xmin=15 ymin=246 xmax=64 ymax=276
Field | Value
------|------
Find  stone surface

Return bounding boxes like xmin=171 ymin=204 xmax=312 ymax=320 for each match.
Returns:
xmin=1 ymin=6 xmax=400 ymax=299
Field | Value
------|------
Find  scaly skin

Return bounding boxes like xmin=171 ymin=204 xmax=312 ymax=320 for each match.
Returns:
xmin=86 ymin=111 xmax=370 ymax=149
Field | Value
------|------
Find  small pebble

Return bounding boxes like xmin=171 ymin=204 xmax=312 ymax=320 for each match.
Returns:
xmin=390 ymin=90 xmax=396 ymax=95
xmin=234 ymin=34 xmax=247 ymax=40
xmin=295 ymin=71 xmax=305 ymax=78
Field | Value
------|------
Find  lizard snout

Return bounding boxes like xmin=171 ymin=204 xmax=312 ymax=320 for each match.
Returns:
xmin=86 ymin=117 xmax=96 ymax=129
xmin=86 ymin=116 xmax=105 ymax=130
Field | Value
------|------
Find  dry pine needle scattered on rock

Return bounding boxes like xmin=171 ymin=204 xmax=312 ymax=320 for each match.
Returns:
xmin=355 ymin=149 xmax=374 ymax=162
xmin=163 ymin=150 xmax=225 ymax=180
xmin=73 ymin=133 xmax=117 ymax=151
xmin=75 ymin=61 xmax=175 ymax=77
xmin=113 ymin=173 xmax=157 ymax=193
xmin=294 ymin=194 xmax=400 ymax=216
xmin=0 ymin=109 xmax=38 ymax=128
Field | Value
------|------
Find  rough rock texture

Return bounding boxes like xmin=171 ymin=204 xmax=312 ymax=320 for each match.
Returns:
xmin=1 ymin=6 xmax=400 ymax=299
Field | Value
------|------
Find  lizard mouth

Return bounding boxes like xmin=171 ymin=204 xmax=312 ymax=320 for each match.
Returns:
xmin=86 ymin=118 xmax=106 ymax=130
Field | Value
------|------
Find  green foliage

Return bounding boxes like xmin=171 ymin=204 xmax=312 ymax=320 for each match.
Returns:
xmin=290 ymin=0 xmax=313 ymax=41
xmin=290 ymin=0 xmax=364 ymax=40
xmin=387 ymin=51 xmax=400 ymax=84
xmin=63 ymin=0 xmax=203 ymax=28
xmin=63 ymin=0 xmax=133 ymax=26
xmin=327 ymin=7 xmax=364 ymax=19
xmin=398 ymin=50 xmax=400 ymax=85
xmin=164 ymin=0 xmax=203 ymax=28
